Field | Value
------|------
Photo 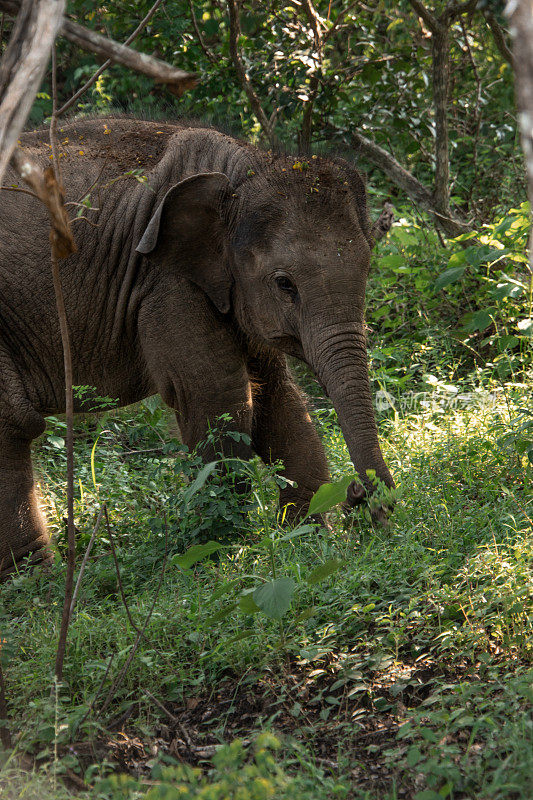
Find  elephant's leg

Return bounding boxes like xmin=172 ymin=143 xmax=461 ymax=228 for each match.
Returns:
xmin=0 ymin=430 xmax=51 ymax=579
xmin=139 ymin=284 xmax=254 ymax=467
xmin=249 ymin=352 xmax=329 ymax=520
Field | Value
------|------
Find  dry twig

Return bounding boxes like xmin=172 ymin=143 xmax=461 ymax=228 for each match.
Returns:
xmin=0 ymin=659 xmax=11 ymax=749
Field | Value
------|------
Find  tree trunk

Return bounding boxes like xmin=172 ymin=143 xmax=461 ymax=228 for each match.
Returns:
xmin=0 ymin=0 xmax=65 ymax=183
xmin=432 ymin=22 xmax=451 ymax=217
xmin=506 ymin=0 xmax=533 ymax=273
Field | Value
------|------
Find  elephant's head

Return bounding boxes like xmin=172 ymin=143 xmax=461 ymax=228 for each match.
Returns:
xmin=137 ymin=157 xmax=394 ymax=510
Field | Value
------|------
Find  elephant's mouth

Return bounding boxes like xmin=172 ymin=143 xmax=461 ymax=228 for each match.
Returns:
xmin=268 ymin=335 xmax=305 ymax=360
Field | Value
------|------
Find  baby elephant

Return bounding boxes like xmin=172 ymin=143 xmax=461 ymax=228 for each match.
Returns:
xmin=0 ymin=117 xmax=394 ymax=578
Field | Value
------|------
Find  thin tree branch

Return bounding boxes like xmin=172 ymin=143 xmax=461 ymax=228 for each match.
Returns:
xmin=0 ymin=658 xmax=11 ymax=750
xmin=57 ymin=0 xmax=165 ymax=117
xmin=69 ymin=505 xmax=106 ymax=618
xmin=187 ymin=0 xmax=217 ymax=64
xmin=76 ymin=653 xmax=115 ymax=732
xmin=484 ymin=9 xmax=514 ymax=67
xmin=104 ymin=506 xmax=143 ymax=636
xmin=227 ymin=0 xmax=275 ymax=146
xmin=48 ymin=47 xmax=77 ymax=685
xmin=431 ymin=22 xmax=451 ymax=216
xmin=351 ymin=131 xmax=471 ymax=236
xmin=408 ymin=0 xmax=441 ymax=33
xmin=300 ymin=0 xmax=324 ymax=48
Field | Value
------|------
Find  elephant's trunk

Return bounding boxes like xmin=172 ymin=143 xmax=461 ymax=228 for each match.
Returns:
xmin=304 ymin=321 xmax=394 ymax=503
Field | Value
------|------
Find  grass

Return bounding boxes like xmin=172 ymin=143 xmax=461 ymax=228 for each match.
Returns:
xmin=0 ymin=376 xmax=531 ymax=799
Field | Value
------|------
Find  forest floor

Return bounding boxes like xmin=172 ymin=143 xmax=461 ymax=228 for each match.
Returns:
xmin=0 ymin=376 xmax=531 ymax=799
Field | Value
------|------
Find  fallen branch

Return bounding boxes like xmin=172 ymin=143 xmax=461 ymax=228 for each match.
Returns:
xmin=0 ymin=0 xmax=65 ymax=183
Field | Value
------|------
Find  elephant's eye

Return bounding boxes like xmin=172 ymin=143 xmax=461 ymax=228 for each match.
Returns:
xmin=275 ymin=275 xmax=298 ymax=300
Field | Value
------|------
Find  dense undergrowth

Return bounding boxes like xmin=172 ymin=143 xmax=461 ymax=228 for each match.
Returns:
xmin=0 ymin=207 xmax=531 ymax=799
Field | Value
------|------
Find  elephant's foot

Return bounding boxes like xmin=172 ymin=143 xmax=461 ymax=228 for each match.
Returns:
xmin=0 ymin=531 xmax=52 ymax=581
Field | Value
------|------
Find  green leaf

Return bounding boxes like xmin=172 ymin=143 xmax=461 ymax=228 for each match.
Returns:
xmin=446 ymin=251 xmax=466 ymax=268
xmin=210 ymin=579 xmax=240 ymax=601
xmin=308 ymin=476 xmax=353 ymax=515
xmin=406 ymin=745 xmax=422 ymax=767
xmin=434 ymin=265 xmax=466 ymax=290
xmin=496 ymin=335 xmax=519 ymax=352
xmin=280 ymin=524 xmax=316 ymax=542
xmin=306 ymin=558 xmax=344 ymax=586
xmin=471 ymin=309 xmax=493 ymax=332
xmin=172 ymin=540 xmax=223 ymax=570
xmin=141 ymin=395 xmax=162 ymax=415
xmin=238 ymin=591 xmax=261 ymax=614
xmin=494 ymin=278 xmax=525 ymax=300
xmin=204 ymin=603 xmax=237 ymax=627
xmin=380 ymin=254 xmax=405 ymax=268
xmin=517 ymin=318 xmax=533 ymax=336
xmin=183 ymin=461 xmax=219 ymax=502
xmin=253 ymin=578 xmax=296 ymax=619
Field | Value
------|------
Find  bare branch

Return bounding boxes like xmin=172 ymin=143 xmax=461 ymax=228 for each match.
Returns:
xmin=0 ymin=0 xmax=65 ymax=183
xmin=58 ymin=0 xmax=166 ymax=116
xmin=372 ymin=201 xmax=394 ymax=242
xmin=432 ymin=23 xmax=451 ymax=216
xmin=408 ymin=0 xmax=441 ymax=33
xmin=484 ymin=9 xmax=514 ymax=66
xmin=227 ymin=0 xmax=275 ymax=145
xmin=60 ymin=15 xmax=197 ymax=97
xmin=352 ymin=131 xmax=471 ymax=237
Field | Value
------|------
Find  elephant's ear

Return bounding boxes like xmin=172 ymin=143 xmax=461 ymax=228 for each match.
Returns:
xmin=136 ymin=172 xmax=234 ymax=313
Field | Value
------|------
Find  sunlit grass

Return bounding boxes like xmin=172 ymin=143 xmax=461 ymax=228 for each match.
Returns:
xmin=0 ymin=383 xmax=531 ymax=798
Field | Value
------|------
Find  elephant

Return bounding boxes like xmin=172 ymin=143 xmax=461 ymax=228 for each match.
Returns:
xmin=0 ymin=116 xmax=394 ymax=579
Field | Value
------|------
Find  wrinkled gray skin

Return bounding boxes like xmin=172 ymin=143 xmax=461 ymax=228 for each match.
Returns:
xmin=0 ymin=117 xmax=394 ymax=577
